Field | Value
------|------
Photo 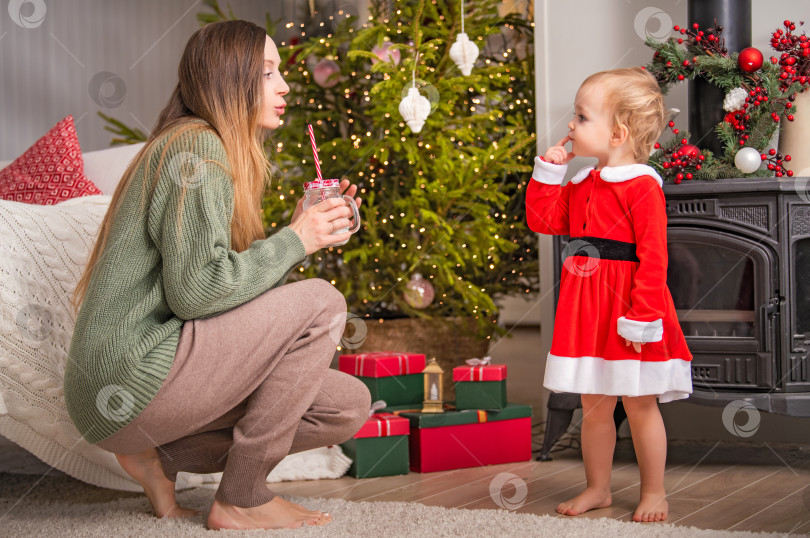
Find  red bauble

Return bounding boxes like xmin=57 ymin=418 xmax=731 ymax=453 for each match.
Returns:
xmin=738 ymin=47 xmax=764 ymax=73
xmin=680 ymin=144 xmax=700 ymax=158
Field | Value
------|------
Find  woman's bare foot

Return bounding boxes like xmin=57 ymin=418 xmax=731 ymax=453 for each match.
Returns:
xmin=633 ymin=491 xmax=668 ymax=522
xmin=115 ymin=450 xmax=200 ymax=518
xmin=207 ymin=496 xmax=332 ymax=530
xmin=556 ymin=487 xmax=612 ymax=516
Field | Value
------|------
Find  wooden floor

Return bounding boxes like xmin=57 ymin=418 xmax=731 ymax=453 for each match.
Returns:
xmin=270 ymin=438 xmax=810 ymax=534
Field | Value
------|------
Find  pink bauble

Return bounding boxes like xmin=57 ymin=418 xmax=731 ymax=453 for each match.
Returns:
xmin=313 ymin=59 xmax=341 ymax=88
xmin=371 ymin=41 xmax=401 ymax=65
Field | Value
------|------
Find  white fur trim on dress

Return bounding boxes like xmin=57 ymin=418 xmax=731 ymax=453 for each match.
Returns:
xmin=532 ymin=156 xmax=567 ymax=185
xmin=543 ymin=353 xmax=693 ymax=403
xmin=569 ymin=166 xmax=596 ymax=184
xmin=600 ymin=164 xmax=663 ymax=186
xmin=617 ymin=316 xmax=664 ymax=343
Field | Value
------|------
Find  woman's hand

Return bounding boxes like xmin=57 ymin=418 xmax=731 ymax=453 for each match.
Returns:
xmin=289 ymin=197 xmax=354 ymax=255
xmin=544 ymin=136 xmax=576 ymax=165
xmin=339 ymin=178 xmax=362 ymax=210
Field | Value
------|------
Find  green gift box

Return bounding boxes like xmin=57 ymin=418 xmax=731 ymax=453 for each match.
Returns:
xmin=455 ymin=380 xmax=507 ymax=410
xmin=357 ymin=374 xmax=423 ymax=407
xmin=452 ymin=364 xmax=508 ymax=410
xmin=340 ymin=413 xmax=410 ymax=478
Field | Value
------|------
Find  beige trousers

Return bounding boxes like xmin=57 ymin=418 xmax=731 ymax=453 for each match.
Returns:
xmin=97 ymin=279 xmax=371 ymax=507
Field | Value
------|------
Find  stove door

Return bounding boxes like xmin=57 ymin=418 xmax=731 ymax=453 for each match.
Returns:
xmin=667 ymin=228 xmax=778 ymax=391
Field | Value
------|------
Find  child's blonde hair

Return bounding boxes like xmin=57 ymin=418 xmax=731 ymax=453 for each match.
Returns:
xmin=581 ymin=67 xmax=666 ymax=163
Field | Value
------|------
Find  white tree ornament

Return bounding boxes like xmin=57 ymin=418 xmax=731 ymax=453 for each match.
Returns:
xmin=399 ymin=87 xmax=431 ymax=133
xmin=450 ymin=0 xmax=479 ymax=76
xmin=399 ymin=52 xmax=431 ymax=133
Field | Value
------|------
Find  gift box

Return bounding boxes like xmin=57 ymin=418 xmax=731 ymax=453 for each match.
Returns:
xmin=452 ymin=363 xmax=507 ymax=410
xmin=339 ymin=352 xmax=426 ymax=406
xmin=340 ymin=412 xmax=411 ymax=478
xmin=399 ymin=403 xmax=532 ymax=473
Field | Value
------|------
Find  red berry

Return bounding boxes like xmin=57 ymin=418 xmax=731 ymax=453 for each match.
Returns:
xmin=668 ymin=121 xmax=675 ymax=128
xmin=686 ymin=173 xmax=693 ymax=180
xmin=678 ymin=74 xmax=685 ymax=80
xmin=676 ymin=173 xmax=684 ymax=180
xmin=787 ymin=170 xmax=794 ymax=176
xmin=769 ymin=149 xmax=777 ymax=155
xmin=787 ymin=114 xmax=794 ymax=121
xmin=696 ymin=164 xmax=702 ymax=170
xmin=673 ymin=129 xmax=679 ymax=134
xmin=785 ymin=155 xmax=792 ymax=161
xmin=674 ymin=178 xmax=682 ymax=184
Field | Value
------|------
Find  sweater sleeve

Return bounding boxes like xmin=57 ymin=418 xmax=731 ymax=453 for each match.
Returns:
xmin=616 ymin=176 xmax=668 ymax=343
xmin=147 ymin=128 xmax=306 ymax=320
xmin=525 ymin=156 xmax=571 ymax=235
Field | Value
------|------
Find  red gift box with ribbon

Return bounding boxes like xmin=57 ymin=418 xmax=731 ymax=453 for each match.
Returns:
xmin=452 ymin=364 xmax=507 ymax=382
xmin=353 ymin=412 xmax=410 ymax=439
xmin=339 ymin=352 xmax=426 ymax=378
xmin=341 ymin=400 xmax=411 ymax=478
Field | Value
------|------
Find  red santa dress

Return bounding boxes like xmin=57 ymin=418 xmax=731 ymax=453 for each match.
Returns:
xmin=527 ymin=157 xmax=692 ymax=403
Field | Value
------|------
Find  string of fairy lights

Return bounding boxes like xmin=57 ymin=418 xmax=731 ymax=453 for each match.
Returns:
xmin=260 ymin=0 xmax=537 ymax=333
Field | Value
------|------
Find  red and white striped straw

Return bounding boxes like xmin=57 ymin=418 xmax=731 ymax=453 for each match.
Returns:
xmin=307 ymin=124 xmax=323 ymax=181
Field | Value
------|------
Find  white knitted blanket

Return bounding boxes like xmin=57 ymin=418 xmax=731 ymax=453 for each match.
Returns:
xmin=0 ymin=195 xmax=350 ymax=491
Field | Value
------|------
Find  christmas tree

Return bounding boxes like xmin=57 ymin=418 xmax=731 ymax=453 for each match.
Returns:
xmin=102 ymin=0 xmax=538 ymax=338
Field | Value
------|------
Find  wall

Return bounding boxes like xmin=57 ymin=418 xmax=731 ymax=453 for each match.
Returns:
xmin=533 ymin=0 xmax=810 ymax=443
xmin=0 ymin=0 xmax=365 ymax=159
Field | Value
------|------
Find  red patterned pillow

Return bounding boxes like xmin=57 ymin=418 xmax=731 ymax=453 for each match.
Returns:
xmin=0 ymin=116 xmax=101 ymax=205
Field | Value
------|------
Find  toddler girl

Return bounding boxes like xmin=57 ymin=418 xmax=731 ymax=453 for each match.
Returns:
xmin=526 ymin=67 xmax=693 ymax=522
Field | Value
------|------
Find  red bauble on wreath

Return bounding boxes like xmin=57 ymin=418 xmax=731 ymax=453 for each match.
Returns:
xmin=679 ymin=144 xmax=700 ymax=158
xmin=738 ymin=47 xmax=764 ymax=73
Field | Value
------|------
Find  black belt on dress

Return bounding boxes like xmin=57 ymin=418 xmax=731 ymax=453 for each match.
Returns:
xmin=562 ymin=236 xmax=639 ymax=262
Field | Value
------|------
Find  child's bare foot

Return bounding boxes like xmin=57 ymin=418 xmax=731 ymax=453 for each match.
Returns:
xmin=115 ymin=450 xmax=200 ymax=518
xmin=207 ymin=496 xmax=332 ymax=530
xmin=633 ymin=491 xmax=668 ymax=522
xmin=556 ymin=487 xmax=612 ymax=516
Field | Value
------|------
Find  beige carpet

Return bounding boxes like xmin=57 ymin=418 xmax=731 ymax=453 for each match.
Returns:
xmin=0 ymin=472 xmax=781 ymax=538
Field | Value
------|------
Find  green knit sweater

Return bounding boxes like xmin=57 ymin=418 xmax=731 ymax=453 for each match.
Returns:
xmin=65 ymin=124 xmax=306 ymax=444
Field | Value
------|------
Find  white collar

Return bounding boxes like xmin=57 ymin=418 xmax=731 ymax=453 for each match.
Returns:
xmin=569 ymin=164 xmax=663 ymax=187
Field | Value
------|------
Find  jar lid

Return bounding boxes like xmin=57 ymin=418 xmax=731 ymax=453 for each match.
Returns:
xmin=304 ymin=178 xmax=340 ymax=190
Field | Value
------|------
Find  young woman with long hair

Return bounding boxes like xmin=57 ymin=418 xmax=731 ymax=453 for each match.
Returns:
xmin=65 ymin=20 xmax=370 ymax=530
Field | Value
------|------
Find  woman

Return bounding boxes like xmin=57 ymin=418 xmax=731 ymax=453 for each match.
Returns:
xmin=65 ymin=20 xmax=370 ymax=530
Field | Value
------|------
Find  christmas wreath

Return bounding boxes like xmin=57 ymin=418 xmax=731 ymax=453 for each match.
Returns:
xmin=645 ymin=20 xmax=809 ymax=182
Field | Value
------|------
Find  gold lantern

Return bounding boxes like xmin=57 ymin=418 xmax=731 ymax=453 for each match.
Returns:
xmin=421 ymin=358 xmax=444 ymax=413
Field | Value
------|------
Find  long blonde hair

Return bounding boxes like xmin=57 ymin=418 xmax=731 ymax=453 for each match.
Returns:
xmin=582 ymin=67 xmax=666 ymax=163
xmin=73 ymin=20 xmax=270 ymax=312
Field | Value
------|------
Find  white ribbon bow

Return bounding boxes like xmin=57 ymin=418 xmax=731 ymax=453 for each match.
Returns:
xmin=369 ymin=400 xmax=387 ymax=417
xmin=465 ymin=356 xmax=492 ymax=366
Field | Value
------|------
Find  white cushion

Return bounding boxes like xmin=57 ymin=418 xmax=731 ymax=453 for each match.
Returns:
xmin=0 ymin=143 xmax=145 ymax=196
xmin=82 ymin=143 xmax=145 ymax=195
